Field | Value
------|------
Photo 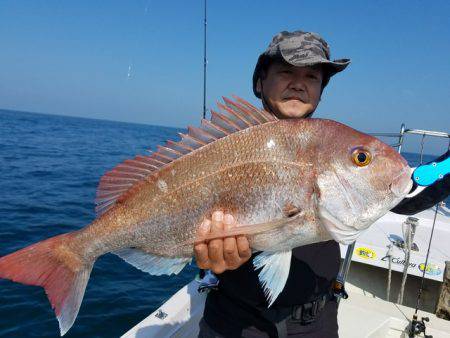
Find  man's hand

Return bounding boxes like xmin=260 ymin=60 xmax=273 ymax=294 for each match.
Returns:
xmin=194 ymin=211 xmax=251 ymax=274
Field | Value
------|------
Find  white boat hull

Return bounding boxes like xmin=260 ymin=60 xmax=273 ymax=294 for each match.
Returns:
xmin=122 ymin=281 xmax=206 ymax=338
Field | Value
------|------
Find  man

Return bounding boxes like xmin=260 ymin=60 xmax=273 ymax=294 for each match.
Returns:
xmin=195 ymin=30 xmax=450 ymax=337
xmin=195 ymin=30 xmax=350 ymax=338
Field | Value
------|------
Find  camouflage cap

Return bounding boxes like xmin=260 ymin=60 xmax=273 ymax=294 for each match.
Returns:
xmin=253 ymin=30 xmax=350 ymax=98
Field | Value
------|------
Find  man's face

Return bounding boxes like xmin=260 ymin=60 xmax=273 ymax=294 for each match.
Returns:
xmin=257 ymin=61 xmax=324 ymax=119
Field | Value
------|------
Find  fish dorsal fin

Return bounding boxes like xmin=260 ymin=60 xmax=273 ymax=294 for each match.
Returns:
xmin=95 ymin=96 xmax=276 ymax=217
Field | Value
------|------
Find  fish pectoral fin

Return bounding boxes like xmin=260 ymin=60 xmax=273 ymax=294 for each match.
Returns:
xmin=195 ymin=212 xmax=304 ymax=243
xmin=113 ymin=248 xmax=191 ymax=276
xmin=253 ymin=250 xmax=292 ymax=307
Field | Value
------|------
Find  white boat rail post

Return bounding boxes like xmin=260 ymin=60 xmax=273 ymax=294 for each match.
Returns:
xmin=386 ymin=244 xmax=393 ymax=301
xmin=369 ymin=123 xmax=405 ymax=151
xmin=398 ymin=123 xmax=406 ymax=153
xmin=398 ymin=217 xmax=418 ymax=305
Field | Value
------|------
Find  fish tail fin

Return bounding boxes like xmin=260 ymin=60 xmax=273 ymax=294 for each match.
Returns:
xmin=0 ymin=232 xmax=93 ymax=336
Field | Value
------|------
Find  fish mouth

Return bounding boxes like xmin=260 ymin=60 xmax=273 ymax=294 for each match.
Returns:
xmin=317 ymin=206 xmax=360 ymax=245
xmin=389 ymin=166 xmax=414 ymax=198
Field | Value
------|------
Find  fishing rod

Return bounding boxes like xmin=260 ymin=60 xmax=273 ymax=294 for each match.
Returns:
xmin=407 ymin=203 xmax=438 ymax=338
xmin=202 ymin=0 xmax=208 ymax=119
xmin=197 ymin=0 xmax=210 ymax=287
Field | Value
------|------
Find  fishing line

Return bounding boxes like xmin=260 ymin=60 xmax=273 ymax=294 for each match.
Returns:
xmin=419 ymin=134 xmax=426 ymax=165
xmin=413 ymin=203 xmax=438 ymax=315
xmin=126 ymin=0 xmax=151 ymax=81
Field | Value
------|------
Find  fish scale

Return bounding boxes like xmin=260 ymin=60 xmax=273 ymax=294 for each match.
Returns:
xmin=145 ymin=162 xmax=315 ymax=256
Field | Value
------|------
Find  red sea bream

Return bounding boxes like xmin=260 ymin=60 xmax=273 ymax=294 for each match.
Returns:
xmin=0 ymin=97 xmax=412 ymax=335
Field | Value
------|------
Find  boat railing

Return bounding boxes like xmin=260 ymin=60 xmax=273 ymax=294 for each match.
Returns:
xmin=370 ymin=123 xmax=450 ymax=164
xmin=368 ymin=124 xmax=449 ymax=309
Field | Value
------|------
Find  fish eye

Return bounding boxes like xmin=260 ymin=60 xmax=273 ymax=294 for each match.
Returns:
xmin=351 ymin=148 xmax=372 ymax=167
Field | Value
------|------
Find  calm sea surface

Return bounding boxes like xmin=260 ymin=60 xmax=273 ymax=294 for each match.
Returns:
xmin=0 ymin=110 xmax=447 ymax=337
xmin=0 ymin=110 xmax=197 ymax=338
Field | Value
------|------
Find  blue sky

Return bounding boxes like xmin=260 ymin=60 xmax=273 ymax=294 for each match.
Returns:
xmin=0 ymin=1 xmax=449 ymax=153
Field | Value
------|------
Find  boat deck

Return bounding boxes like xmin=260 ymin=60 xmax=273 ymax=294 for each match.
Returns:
xmin=121 ymin=280 xmax=450 ymax=337
xmin=341 ymin=283 xmax=450 ymax=337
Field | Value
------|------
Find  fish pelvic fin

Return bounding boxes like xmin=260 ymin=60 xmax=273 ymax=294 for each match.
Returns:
xmin=0 ymin=233 xmax=93 ymax=336
xmin=114 ymin=248 xmax=191 ymax=275
xmin=253 ymin=250 xmax=292 ymax=307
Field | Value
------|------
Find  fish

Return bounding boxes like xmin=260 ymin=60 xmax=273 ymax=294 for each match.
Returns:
xmin=0 ymin=96 xmax=413 ymax=335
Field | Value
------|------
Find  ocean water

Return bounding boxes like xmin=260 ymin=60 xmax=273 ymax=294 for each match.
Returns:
xmin=0 ymin=110 xmax=197 ymax=338
xmin=0 ymin=110 xmax=447 ymax=337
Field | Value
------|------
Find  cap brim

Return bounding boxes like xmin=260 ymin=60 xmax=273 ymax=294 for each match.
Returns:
xmin=321 ymin=58 xmax=351 ymax=76
xmin=284 ymin=56 xmax=351 ymax=76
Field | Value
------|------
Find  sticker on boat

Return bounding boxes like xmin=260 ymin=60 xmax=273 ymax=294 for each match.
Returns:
xmin=354 ymin=247 xmax=377 ymax=259
xmin=418 ymin=263 xmax=442 ymax=276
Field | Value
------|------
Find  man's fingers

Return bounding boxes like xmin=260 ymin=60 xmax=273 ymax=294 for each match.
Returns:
xmin=211 ymin=210 xmax=224 ymax=232
xmin=223 ymin=213 xmax=235 ymax=229
xmin=236 ymin=235 xmax=251 ymax=261
xmin=208 ymin=211 xmax=226 ymax=270
xmin=194 ymin=211 xmax=248 ymax=273
xmin=194 ymin=243 xmax=210 ymax=269
xmin=223 ymin=214 xmax=241 ymax=268
xmin=196 ymin=218 xmax=211 ymax=239
xmin=208 ymin=238 xmax=224 ymax=268
xmin=194 ymin=219 xmax=211 ymax=269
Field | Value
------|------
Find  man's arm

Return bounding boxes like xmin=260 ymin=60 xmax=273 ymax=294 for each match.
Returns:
xmin=194 ymin=211 xmax=251 ymax=274
xmin=391 ymin=150 xmax=450 ymax=215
